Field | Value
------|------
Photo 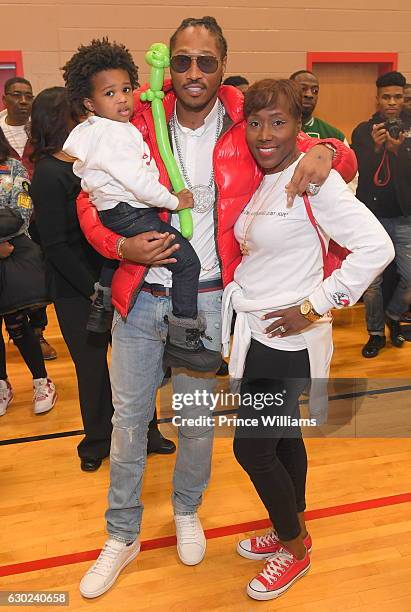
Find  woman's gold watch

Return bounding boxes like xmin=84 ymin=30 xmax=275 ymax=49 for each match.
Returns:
xmin=300 ymin=299 xmax=322 ymax=322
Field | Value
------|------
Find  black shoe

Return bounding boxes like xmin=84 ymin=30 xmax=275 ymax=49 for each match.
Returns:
xmin=400 ymin=311 xmax=411 ymax=324
xmin=386 ymin=317 xmax=405 ymax=347
xmin=80 ymin=457 xmax=103 ymax=472
xmin=86 ymin=291 xmax=113 ymax=334
xmin=362 ymin=335 xmax=386 ymax=358
xmin=402 ymin=326 xmax=411 ymax=342
xmin=216 ymin=360 xmax=229 ymax=377
xmin=147 ymin=432 xmax=176 ymax=455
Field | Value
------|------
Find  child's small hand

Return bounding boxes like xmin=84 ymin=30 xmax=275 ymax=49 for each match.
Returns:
xmin=174 ymin=189 xmax=194 ymax=211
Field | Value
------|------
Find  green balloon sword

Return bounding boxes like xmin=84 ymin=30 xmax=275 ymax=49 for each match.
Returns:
xmin=140 ymin=43 xmax=193 ymax=240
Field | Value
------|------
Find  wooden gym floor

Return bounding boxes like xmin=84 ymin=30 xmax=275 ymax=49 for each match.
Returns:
xmin=1 ymin=305 xmax=410 ymax=611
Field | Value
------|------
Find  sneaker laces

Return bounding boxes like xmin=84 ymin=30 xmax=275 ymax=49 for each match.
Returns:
xmin=33 ymin=379 xmax=52 ymax=402
xmin=90 ymin=541 xmax=126 ymax=577
xmin=175 ymin=514 xmax=200 ymax=545
xmin=260 ymin=549 xmax=294 ymax=585
xmin=255 ymin=531 xmax=278 ymax=549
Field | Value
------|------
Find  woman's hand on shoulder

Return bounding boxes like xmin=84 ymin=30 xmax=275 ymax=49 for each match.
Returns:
xmin=262 ymin=305 xmax=311 ymax=338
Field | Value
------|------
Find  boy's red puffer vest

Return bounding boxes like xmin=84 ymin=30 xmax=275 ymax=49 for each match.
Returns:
xmin=76 ymin=81 xmax=357 ymax=318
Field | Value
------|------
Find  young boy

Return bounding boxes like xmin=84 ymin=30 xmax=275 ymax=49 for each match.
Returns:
xmin=62 ymin=38 xmax=221 ymax=372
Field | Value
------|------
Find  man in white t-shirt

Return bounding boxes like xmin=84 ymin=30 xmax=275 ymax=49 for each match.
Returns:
xmin=1 ymin=77 xmax=33 ymax=164
xmin=1 ymin=77 xmax=57 ymax=360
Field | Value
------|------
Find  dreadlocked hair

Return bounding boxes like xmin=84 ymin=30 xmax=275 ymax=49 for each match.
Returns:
xmin=62 ymin=37 xmax=139 ymax=112
xmin=170 ymin=16 xmax=227 ymax=58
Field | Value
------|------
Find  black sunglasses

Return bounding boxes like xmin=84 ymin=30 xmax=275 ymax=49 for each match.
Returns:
xmin=170 ymin=54 xmax=219 ymax=74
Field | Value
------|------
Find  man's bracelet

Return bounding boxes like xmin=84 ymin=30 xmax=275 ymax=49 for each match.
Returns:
xmin=321 ymin=142 xmax=337 ymax=160
xmin=117 ymin=237 xmax=127 ymax=259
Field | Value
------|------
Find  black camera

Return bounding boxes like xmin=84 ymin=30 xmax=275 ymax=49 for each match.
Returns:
xmin=384 ymin=118 xmax=404 ymax=140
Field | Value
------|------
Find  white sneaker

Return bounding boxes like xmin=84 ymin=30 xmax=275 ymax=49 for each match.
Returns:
xmin=0 ymin=379 xmax=13 ymax=416
xmin=33 ymin=377 xmax=57 ymax=414
xmin=80 ymin=538 xmax=140 ymax=599
xmin=174 ymin=513 xmax=206 ymax=565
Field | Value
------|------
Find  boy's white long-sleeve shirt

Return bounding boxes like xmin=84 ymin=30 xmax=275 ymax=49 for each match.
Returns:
xmin=63 ymin=115 xmax=178 ymax=212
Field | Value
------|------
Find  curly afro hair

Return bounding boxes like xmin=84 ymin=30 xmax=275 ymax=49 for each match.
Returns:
xmin=62 ymin=37 xmax=139 ymax=112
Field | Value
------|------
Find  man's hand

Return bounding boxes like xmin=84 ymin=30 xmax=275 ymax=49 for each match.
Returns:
xmin=371 ymin=123 xmax=388 ymax=153
xmin=285 ymin=144 xmax=333 ymax=206
xmin=121 ymin=231 xmax=180 ymax=266
xmin=0 ymin=242 xmax=14 ymax=259
xmin=385 ymin=132 xmax=405 ymax=155
xmin=262 ymin=306 xmax=311 ymax=338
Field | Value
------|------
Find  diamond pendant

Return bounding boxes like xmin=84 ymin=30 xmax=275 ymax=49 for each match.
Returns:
xmin=191 ymin=185 xmax=214 ymax=214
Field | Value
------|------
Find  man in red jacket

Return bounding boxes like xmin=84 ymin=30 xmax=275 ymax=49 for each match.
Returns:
xmin=77 ymin=17 xmax=357 ymax=598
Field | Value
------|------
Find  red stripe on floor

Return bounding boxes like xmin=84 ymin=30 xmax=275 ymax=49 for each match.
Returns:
xmin=1 ymin=492 xmax=410 ymax=577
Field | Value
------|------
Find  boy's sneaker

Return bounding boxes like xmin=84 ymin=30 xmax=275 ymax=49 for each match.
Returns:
xmin=80 ymin=538 xmax=140 ymax=599
xmin=0 ymin=379 xmax=13 ymax=416
xmin=164 ymin=312 xmax=222 ymax=373
xmin=174 ymin=513 xmax=206 ymax=565
xmin=237 ymin=530 xmax=312 ymax=560
xmin=247 ymin=547 xmax=310 ymax=601
xmin=33 ymin=378 xmax=57 ymax=414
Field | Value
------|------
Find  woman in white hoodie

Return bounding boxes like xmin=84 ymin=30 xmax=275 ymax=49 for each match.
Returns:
xmin=221 ymin=79 xmax=394 ymax=602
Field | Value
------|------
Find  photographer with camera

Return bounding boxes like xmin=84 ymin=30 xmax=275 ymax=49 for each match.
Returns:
xmin=352 ymin=71 xmax=411 ymax=358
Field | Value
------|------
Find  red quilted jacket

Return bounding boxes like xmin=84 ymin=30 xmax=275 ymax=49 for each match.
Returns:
xmin=76 ymin=80 xmax=357 ymax=317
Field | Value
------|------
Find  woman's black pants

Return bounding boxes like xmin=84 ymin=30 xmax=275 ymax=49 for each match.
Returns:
xmin=233 ymin=339 xmax=310 ymax=542
xmin=54 ymin=295 xmax=113 ymax=460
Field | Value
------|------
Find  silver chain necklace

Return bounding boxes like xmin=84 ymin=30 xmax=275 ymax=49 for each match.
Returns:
xmin=170 ymin=100 xmax=224 ymax=214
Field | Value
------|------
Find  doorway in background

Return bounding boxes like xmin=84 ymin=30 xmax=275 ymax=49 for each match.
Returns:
xmin=307 ymin=52 xmax=397 ymax=143
xmin=0 ymin=51 xmax=24 ymax=111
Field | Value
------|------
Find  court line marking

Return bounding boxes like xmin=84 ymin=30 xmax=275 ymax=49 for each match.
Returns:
xmin=2 ymin=383 xmax=411 ymax=445
xmin=1 ymin=492 xmax=410 ymax=577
